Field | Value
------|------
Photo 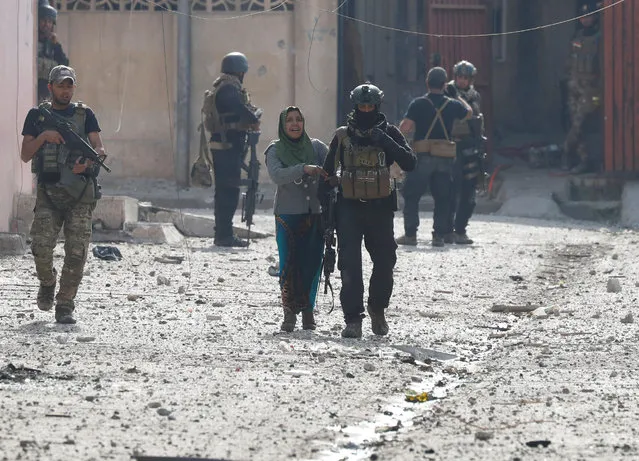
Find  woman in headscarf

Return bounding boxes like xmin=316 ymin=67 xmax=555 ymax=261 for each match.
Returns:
xmin=265 ymin=107 xmax=328 ymax=332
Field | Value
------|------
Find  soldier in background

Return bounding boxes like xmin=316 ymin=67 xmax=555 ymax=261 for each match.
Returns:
xmin=564 ymin=1 xmax=603 ymax=174
xmin=37 ymin=0 xmax=70 ymax=103
xmin=447 ymin=60 xmax=483 ymax=245
xmin=201 ymin=52 xmax=262 ymax=247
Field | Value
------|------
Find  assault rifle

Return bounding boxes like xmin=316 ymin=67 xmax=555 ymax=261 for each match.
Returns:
xmin=468 ymin=115 xmax=488 ymax=191
xmin=241 ymin=130 xmax=262 ymax=246
xmin=321 ymin=185 xmax=338 ymax=312
xmin=38 ymin=104 xmax=111 ymax=173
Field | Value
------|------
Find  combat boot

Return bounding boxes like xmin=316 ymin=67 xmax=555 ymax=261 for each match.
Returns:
xmin=367 ymin=307 xmax=389 ymax=336
xmin=431 ymin=233 xmax=445 ymax=247
xmin=443 ymin=233 xmax=455 ymax=244
xmin=341 ymin=322 xmax=362 ymax=339
xmin=454 ymin=232 xmax=474 ymax=245
xmin=37 ymin=269 xmax=57 ymax=311
xmin=55 ymin=301 xmax=76 ymax=324
xmin=214 ymin=235 xmax=249 ymax=248
xmin=280 ymin=307 xmax=297 ymax=332
xmin=396 ymin=235 xmax=417 ymax=246
xmin=302 ymin=310 xmax=316 ymax=330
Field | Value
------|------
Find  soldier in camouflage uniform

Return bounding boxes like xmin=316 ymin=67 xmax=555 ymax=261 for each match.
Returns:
xmin=20 ymin=66 xmax=105 ymax=324
xmin=447 ymin=60 xmax=483 ymax=245
xmin=564 ymin=1 xmax=603 ymax=174
xmin=37 ymin=1 xmax=70 ymax=103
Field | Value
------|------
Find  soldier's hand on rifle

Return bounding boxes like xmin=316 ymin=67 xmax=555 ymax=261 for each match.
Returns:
xmin=39 ymin=130 xmax=64 ymax=144
xmin=72 ymin=158 xmax=93 ymax=175
xmin=326 ymin=175 xmax=340 ymax=187
xmin=50 ymin=33 xmax=58 ymax=44
xmin=303 ymin=165 xmax=328 ymax=178
xmin=249 ymin=122 xmax=261 ymax=131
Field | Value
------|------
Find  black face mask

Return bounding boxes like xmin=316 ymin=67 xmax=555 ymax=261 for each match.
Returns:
xmin=354 ymin=108 xmax=379 ymax=130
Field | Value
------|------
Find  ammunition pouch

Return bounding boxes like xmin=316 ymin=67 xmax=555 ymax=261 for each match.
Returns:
xmin=412 ymin=139 xmax=457 ymax=158
xmin=336 ymin=127 xmax=392 ymax=200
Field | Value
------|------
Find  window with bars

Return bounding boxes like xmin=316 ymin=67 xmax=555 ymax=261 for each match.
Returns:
xmin=55 ymin=0 xmax=293 ymax=12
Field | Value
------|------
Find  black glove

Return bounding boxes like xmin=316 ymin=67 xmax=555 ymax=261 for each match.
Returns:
xmin=444 ymin=83 xmax=458 ymax=99
xmin=370 ymin=127 xmax=394 ymax=147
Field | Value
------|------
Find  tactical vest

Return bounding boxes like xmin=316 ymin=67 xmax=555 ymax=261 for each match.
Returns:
xmin=569 ymin=30 xmax=600 ymax=82
xmin=37 ymin=40 xmax=58 ymax=81
xmin=451 ymin=85 xmax=481 ymax=140
xmin=202 ymin=74 xmax=255 ymax=149
xmin=335 ymin=126 xmax=392 ymax=200
xmin=411 ymin=99 xmax=457 ymax=159
xmin=31 ymin=102 xmax=88 ymax=176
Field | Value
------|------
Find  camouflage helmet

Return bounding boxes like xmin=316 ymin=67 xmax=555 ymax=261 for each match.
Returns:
xmin=38 ymin=0 xmax=58 ymax=23
xmin=350 ymin=83 xmax=384 ymax=106
xmin=221 ymin=52 xmax=249 ymax=74
xmin=580 ymin=1 xmax=603 ymax=14
xmin=453 ymin=60 xmax=477 ymax=78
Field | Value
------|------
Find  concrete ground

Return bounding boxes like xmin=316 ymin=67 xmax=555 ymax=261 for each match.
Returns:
xmin=1 ymin=209 xmax=637 ymax=461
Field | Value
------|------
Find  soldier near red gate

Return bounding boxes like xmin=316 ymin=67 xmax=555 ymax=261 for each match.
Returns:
xmin=37 ymin=0 xmax=70 ymax=103
xmin=20 ymin=66 xmax=105 ymax=324
xmin=564 ymin=1 xmax=603 ymax=174
xmin=447 ymin=60 xmax=484 ymax=245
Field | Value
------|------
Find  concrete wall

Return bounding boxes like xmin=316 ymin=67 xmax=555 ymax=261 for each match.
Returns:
xmin=55 ymin=0 xmax=338 ymax=181
xmin=0 ymin=1 xmax=36 ymax=232
xmin=56 ymin=12 xmax=177 ymax=179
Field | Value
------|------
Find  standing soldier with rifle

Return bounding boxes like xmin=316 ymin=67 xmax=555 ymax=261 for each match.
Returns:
xmin=447 ymin=60 xmax=485 ymax=245
xmin=321 ymin=84 xmax=416 ymax=339
xmin=20 ymin=65 xmax=107 ymax=324
xmin=202 ymin=51 xmax=262 ymax=247
xmin=37 ymin=0 xmax=70 ymax=103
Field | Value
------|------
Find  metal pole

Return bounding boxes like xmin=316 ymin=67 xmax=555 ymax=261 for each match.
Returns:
xmin=176 ymin=0 xmax=191 ymax=186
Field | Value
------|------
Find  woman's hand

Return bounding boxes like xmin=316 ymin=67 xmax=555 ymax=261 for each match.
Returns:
xmin=303 ymin=165 xmax=328 ymax=178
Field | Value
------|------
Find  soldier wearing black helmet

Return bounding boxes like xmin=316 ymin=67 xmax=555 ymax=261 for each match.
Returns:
xmin=201 ymin=52 xmax=262 ymax=247
xmin=320 ymin=83 xmax=416 ymax=339
xmin=447 ymin=60 xmax=484 ymax=245
xmin=396 ymin=67 xmax=472 ymax=247
xmin=564 ymin=1 xmax=603 ymax=174
xmin=37 ymin=0 xmax=70 ymax=103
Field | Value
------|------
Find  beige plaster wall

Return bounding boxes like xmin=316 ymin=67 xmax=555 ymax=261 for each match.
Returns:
xmin=56 ymin=11 xmax=177 ymax=179
xmin=54 ymin=1 xmax=337 ymax=182
xmin=0 ymin=0 xmax=36 ymax=232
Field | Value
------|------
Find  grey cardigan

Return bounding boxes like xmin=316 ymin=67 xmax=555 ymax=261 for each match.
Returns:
xmin=265 ymin=139 xmax=328 ymax=215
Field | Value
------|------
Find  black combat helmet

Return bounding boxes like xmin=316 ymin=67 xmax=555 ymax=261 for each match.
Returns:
xmin=221 ymin=52 xmax=249 ymax=74
xmin=38 ymin=0 xmax=58 ymax=23
xmin=350 ymin=83 xmax=384 ymax=106
xmin=453 ymin=60 xmax=477 ymax=78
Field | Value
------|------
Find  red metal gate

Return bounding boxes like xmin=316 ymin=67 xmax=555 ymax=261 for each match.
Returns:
xmin=425 ymin=0 xmax=493 ymax=156
xmin=603 ymin=0 xmax=639 ymax=173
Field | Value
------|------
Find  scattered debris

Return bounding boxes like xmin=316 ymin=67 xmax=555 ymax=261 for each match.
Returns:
xmin=157 ymin=275 xmax=170 ymax=286
xmin=76 ymin=336 xmax=96 ymax=343
xmin=92 ymin=246 xmax=122 ymax=261
xmin=154 ymin=255 xmax=184 ymax=264
xmin=363 ymin=363 xmax=376 ymax=372
xmin=607 ymin=278 xmax=622 ymax=293
xmin=405 ymin=392 xmax=428 ymax=403
xmin=127 ymin=294 xmax=140 ymax=301
xmin=491 ymin=304 xmax=540 ymax=313
xmin=526 ymin=440 xmax=551 ymax=448
xmin=0 ymin=363 xmax=41 ymax=382
xmin=621 ymin=313 xmax=634 ymax=324
xmin=375 ymin=420 xmax=402 ymax=433
xmin=509 ymin=275 xmax=524 ymax=282
xmin=475 ymin=431 xmax=494 ymax=441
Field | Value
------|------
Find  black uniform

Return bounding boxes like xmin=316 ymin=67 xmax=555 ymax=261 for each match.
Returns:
xmin=449 ymin=86 xmax=482 ymax=237
xmin=402 ymin=94 xmax=469 ymax=238
xmin=322 ymin=114 xmax=416 ymax=324
xmin=210 ymin=83 xmax=259 ymax=244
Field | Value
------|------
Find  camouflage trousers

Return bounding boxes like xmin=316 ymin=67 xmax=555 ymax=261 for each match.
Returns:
xmin=30 ymin=184 xmax=96 ymax=304
xmin=564 ymin=85 xmax=599 ymax=165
